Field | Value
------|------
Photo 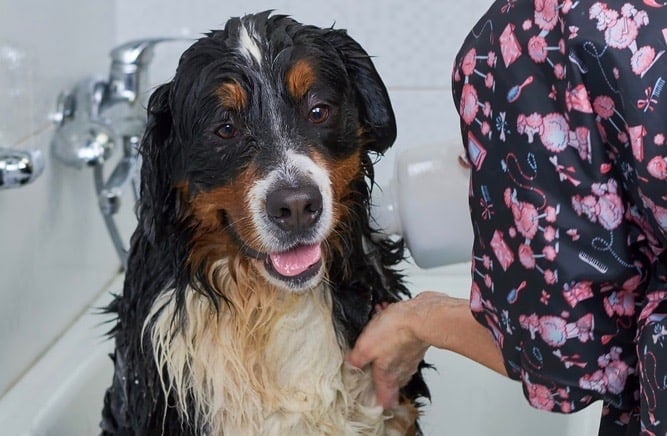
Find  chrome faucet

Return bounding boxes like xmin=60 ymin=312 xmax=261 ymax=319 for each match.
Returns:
xmin=0 ymin=147 xmax=44 ymax=189
xmin=51 ymin=38 xmax=180 ymax=268
xmin=0 ymin=43 xmax=45 ymax=190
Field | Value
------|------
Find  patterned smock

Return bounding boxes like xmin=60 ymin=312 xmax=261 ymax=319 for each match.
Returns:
xmin=451 ymin=1 xmax=667 ymax=434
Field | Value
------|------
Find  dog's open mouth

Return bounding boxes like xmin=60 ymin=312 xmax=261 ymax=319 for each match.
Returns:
xmin=264 ymin=243 xmax=323 ymax=283
xmin=226 ymin=217 xmax=324 ymax=287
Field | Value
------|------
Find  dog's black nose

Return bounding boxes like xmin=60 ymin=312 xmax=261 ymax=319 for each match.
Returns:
xmin=266 ymin=186 xmax=323 ymax=233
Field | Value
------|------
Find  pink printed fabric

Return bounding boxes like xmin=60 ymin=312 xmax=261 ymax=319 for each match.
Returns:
xmin=452 ymin=1 xmax=667 ymax=434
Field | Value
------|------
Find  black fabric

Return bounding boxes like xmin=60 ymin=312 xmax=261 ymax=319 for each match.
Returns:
xmin=452 ymin=1 xmax=667 ymax=434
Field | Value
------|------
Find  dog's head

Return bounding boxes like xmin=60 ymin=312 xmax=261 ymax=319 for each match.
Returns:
xmin=139 ymin=11 xmax=395 ymax=293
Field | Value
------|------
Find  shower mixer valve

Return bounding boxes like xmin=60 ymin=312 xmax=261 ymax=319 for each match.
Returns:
xmin=51 ymin=38 xmax=182 ymax=269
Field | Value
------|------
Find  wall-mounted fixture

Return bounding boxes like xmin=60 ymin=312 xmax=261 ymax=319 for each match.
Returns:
xmin=0 ymin=44 xmax=44 ymax=190
xmin=51 ymin=39 xmax=181 ymax=268
xmin=0 ymin=148 xmax=44 ymax=189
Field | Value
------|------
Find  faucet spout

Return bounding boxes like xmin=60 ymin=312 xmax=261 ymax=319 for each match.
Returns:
xmin=107 ymin=38 xmax=177 ymax=105
xmin=109 ymin=38 xmax=175 ymax=66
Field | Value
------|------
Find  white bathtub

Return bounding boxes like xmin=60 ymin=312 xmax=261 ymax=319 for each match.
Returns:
xmin=0 ymin=263 xmax=602 ymax=435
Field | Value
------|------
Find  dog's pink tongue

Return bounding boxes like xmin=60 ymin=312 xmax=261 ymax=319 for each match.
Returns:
xmin=269 ymin=244 xmax=321 ymax=277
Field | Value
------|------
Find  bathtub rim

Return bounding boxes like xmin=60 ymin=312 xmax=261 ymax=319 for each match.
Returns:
xmin=0 ymin=273 xmax=121 ymax=435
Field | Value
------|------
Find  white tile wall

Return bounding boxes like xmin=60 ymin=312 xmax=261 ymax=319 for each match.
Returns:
xmin=0 ymin=1 xmax=118 ymax=395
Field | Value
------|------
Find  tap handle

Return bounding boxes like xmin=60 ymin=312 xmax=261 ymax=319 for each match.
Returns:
xmin=0 ymin=148 xmax=44 ymax=190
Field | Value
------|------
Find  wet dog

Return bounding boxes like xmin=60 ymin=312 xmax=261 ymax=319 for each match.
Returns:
xmin=101 ymin=11 xmax=429 ymax=435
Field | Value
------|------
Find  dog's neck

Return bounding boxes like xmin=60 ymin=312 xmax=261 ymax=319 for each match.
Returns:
xmin=146 ymin=258 xmax=414 ymax=435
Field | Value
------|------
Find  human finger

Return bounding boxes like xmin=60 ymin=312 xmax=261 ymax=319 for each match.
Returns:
xmin=372 ymin=363 xmax=400 ymax=409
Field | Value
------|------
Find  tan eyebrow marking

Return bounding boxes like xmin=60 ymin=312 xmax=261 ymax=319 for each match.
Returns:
xmin=286 ymin=59 xmax=315 ymax=100
xmin=216 ymin=81 xmax=247 ymax=111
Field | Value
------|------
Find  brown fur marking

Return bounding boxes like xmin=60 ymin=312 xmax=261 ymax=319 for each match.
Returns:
xmin=286 ymin=59 xmax=316 ymax=100
xmin=181 ymin=164 xmax=260 ymax=286
xmin=312 ymin=150 xmax=362 ymax=276
xmin=391 ymin=397 xmax=421 ymax=436
xmin=216 ymin=81 xmax=247 ymax=111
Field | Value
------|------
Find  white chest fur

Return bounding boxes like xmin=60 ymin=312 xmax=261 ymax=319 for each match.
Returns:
xmin=146 ymin=265 xmax=412 ymax=435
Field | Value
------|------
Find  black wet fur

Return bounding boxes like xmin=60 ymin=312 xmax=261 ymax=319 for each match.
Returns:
xmin=101 ymin=11 xmax=430 ymax=435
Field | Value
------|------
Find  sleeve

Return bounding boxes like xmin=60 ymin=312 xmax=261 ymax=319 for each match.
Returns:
xmin=567 ymin=2 xmax=667 ymax=432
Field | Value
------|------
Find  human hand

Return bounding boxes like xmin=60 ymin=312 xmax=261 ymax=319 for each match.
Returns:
xmin=347 ymin=290 xmax=508 ymax=410
xmin=346 ymin=292 xmax=446 ymax=409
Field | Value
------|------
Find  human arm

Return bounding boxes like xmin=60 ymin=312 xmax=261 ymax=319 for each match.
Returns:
xmin=346 ymin=291 xmax=507 ymax=409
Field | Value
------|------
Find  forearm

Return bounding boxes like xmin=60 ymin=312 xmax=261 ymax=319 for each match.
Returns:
xmin=410 ymin=292 xmax=508 ymax=377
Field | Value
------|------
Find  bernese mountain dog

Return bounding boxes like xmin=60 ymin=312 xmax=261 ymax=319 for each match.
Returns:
xmin=101 ymin=11 xmax=429 ymax=435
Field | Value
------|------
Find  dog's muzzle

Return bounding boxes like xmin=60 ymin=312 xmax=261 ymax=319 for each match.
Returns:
xmin=263 ymin=184 xmax=324 ymax=282
xmin=246 ymin=151 xmax=334 ymax=289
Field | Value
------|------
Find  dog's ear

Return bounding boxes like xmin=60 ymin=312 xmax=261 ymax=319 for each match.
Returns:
xmin=326 ymin=30 xmax=396 ymax=154
xmin=138 ymin=82 xmax=176 ymax=243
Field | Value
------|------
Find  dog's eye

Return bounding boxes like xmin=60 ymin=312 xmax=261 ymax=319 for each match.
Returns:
xmin=308 ymin=105 xmax=330 ymax=124
xmin=216 ymin=123 xmax=238 ymax=139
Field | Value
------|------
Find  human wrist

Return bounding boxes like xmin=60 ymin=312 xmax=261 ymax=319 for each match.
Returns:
xmin=426 ymin=293 xmax=508 ymax=376
xmin=439 ymin=297 xmax=477 ymax=353
xmin=404 ymin=291 xmax=465 ymax=351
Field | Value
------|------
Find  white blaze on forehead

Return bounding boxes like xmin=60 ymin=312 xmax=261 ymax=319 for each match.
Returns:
xmin=248 ymin=149 xmax=334 ymax=250
xmin=238 ymin=22 xmax=263 ymax=64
